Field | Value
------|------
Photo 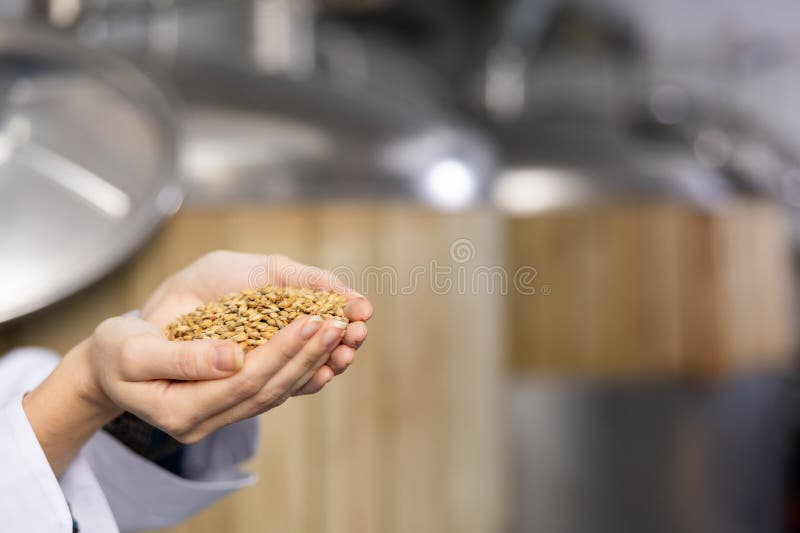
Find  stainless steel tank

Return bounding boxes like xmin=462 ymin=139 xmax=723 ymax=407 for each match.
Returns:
xmin=0 ymin=24 xmax=180 ymax=325
xmin=471 ymin=3 xmax=797 ymax=532
xmin=496 ymin=121 xmax=795 ymax=533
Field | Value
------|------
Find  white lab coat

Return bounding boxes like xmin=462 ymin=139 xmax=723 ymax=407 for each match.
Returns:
xmin=0 ymin=347 xmax=260 ymax=532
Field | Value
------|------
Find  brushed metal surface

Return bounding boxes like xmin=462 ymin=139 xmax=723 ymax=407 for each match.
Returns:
xmin=172 ymin=65 xmax=495 ymax=209
xmin=490 ymin=122 xmax=735 ymax=215
xmin=0 ymin=25 xmax=180 ymax=323
xmin=508 ymin=374 xmax=786 ymax=533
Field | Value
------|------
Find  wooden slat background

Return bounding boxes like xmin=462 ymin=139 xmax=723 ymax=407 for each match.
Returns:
xmin=0 ymin=202 xmax=507 ymax=533
xmin=507 ymin=200 xmax=796 ymax=379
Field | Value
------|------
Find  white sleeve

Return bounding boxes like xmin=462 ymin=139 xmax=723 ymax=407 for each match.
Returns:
xmin=83 ymin=420 xmax=258 ymax=532
xmin=0 ymin=347 xmax=260 ymax=533
xmin=0 ymin=392 xmax=74 ymax=532
xmin=0 ymin=348 xmax=86 ymax=532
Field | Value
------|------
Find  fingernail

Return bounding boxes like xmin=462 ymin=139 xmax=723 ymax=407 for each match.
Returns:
xmin=300 ymin=315 xmax=324 ymax=340
xmin=322 ymin=321 xmax=346 ymax=347
xmin=214 ymin=344 xmax=244 ymax=371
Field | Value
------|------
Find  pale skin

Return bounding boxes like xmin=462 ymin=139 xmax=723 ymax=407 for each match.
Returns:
xmin=22 ymin=251 xmax=373 ymax=476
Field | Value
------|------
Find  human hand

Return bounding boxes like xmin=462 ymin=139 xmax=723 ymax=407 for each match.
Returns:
xmin=141 ymin=251 xmax=373 ymax=395
xmin=25 ymin=306 xmax=350 ymax=476
xmin=86 ymin=313 xmax=349 ymax=444
xmin=23 ymin=251 xmax=373 ymax=474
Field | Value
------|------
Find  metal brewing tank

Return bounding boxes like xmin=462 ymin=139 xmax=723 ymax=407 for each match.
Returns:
xmin=497 ymin=118 xmax=795 ymax=533
xmin=0 ymin=24 xmax=180 ymax=326
xmin=469 ymin=3 xmax=797 ymax=532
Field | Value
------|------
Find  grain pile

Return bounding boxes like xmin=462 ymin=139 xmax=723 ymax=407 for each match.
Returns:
xmin=165 ymin=286 xmax=348 ymax=352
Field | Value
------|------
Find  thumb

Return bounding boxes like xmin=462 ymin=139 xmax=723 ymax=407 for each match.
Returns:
xmin=120 ymin=335 xmax=245 ymax=382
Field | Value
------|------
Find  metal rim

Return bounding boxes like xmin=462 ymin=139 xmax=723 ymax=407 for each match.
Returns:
xmin=0 ymin=24 xmax=181 ymax=324
xmin=173 ymin=63 xmax=497 ymax=209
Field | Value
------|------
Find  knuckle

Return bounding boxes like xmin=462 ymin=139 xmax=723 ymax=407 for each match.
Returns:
xmin=254 ymin=387 xmax=284 ymax=409
xmin=116 ymin=349 xmax=138 ymax=378
xmin=272 ymin=395 xmax=289 ymax=409
xmin=295 ymin=383 xmax=316 ymax=396
xmin=235 ymin=374 xmax=263 ymax=399
xmin=155 ymin=414 xmax=181 ymax=436
xmin=94 ymin=317 xmax=120 ymax=336
xmin=157 ymin=410 xmax=197 ymax=437
xmin=175 ymin=431 xmax=205 ymax=446
xmin=299 ymin=351 xmax=321 ymax=372
xmin=275 ymin=343 xmax=297 ymax=363
xmin=118 ymin=335 xmax=145 ymax=368
xmin=175 ymin=347 xmax=200 ymax=379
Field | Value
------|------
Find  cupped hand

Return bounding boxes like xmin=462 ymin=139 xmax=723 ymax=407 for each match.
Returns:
xmin=140 ymin=251 xmax=373 ymax=394
xmin=88 ymin=312 xmax=347 ymax=444
xmin=24 ymin=310 xmax=348 ymax=474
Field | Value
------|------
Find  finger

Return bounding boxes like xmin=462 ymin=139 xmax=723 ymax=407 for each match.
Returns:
xmin=169 ymin=319 xmax=345 ymax=441
xmin=265 ymin=255 xmax=365 ymax=301
xmin=179 ymin=252 xmax=313 ymax=301
xmin=169 ymin=250 xmax=371 ymax=304
xmin=147 ymin=315 xmax=326 ymax=422
xmin=344 ymin=299 xmax=373 ymax=322
xmin=94 ymin=316 xmax=244 ymax=382
xmin=342 ymin=321 xmax=367 ymax=349
xmin=218 ymin=318 xmax=343 ymax=412
xmin=279 ymin=319 xmax=346 ymax=394
xmin=327 ymin=344 xmax=356 ymax=375
xmin=293 ymin=365 xmax=334 ymax=396
xmin=277 ymin=262 xmax=353 ymax=296
xmin=118 ymin=336 xmax=244 ymax=382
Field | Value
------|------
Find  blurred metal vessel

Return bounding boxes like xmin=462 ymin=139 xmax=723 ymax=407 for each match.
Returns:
xmin=0 ymin=24 xmax=180 ymax=324
xmin=498 ymin=114 xmax=794 ymax=533
xmin=132 ymin=0 xmax=314 ymax=76
xmin=492 ymin=120 xmax=732 ymax=213
xmin=500 ymin=123 xmax=795 ymax=533
xmin=470 ymin=3 xmax=797 ymax=533
xmin=509 ymin=375 xmax=787 ymax=533
xmin=175 ymin=63 xmax=492 ymax=209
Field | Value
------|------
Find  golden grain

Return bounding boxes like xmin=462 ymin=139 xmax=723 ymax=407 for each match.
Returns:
xmin=165 ymin=286 xmax=348 ymax=352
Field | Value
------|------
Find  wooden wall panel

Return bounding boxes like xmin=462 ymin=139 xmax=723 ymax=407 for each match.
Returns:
xmin=0 ymin=202 xmax=507 ymax=533
xmin=508 ymin=200 xmax=796 ymax=380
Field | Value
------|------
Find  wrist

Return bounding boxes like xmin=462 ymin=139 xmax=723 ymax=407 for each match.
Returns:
xmin=67 ymin=338 xmax=122 ymax=422
xmin=23 ymin=338 xmax=122 ymax=475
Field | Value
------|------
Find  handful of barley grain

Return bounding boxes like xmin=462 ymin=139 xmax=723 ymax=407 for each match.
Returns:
xmin=165 ymin=286 xmax=348 ymax=352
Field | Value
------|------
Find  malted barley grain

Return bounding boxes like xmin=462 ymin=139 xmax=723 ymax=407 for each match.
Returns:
xmin=165 ymin=286 xmax=348 ymax=352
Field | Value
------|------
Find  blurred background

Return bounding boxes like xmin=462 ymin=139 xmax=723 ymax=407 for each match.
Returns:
xmin=2 ymin=0 xmax=800 ymax=532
